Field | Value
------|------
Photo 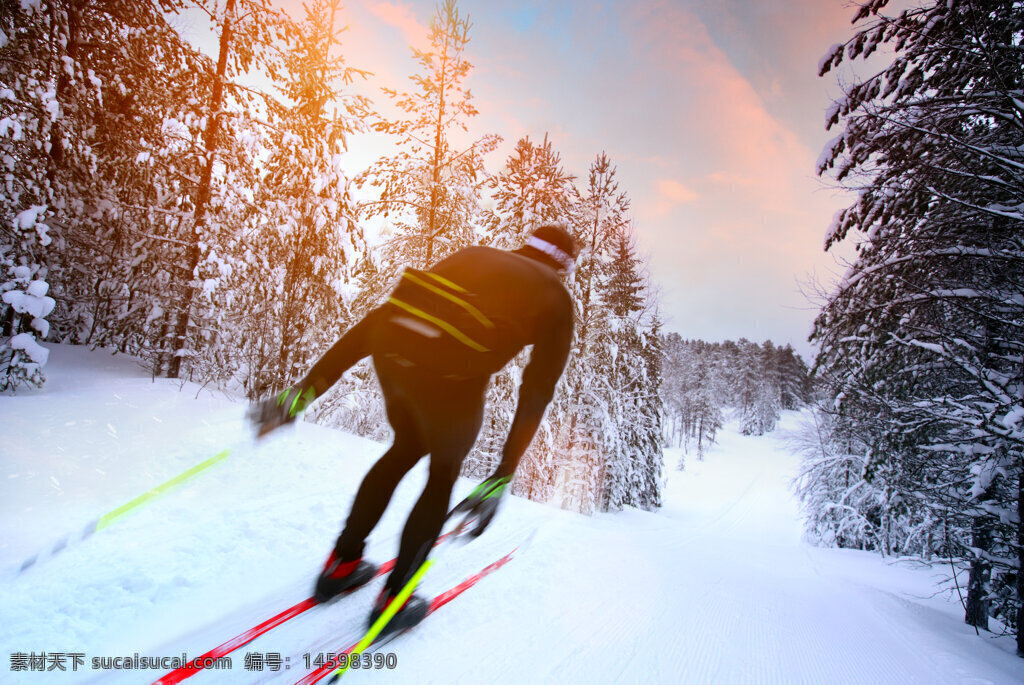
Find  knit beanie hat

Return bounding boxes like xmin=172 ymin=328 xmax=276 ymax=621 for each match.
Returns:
xmin=525 ymin=224 xmax=578 ymax=272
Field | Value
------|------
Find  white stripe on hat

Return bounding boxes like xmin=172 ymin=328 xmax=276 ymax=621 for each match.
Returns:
xmin=526 ymin=235 xmax=575 ymax=271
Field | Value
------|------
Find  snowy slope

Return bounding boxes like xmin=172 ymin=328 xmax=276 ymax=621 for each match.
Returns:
xmin=1 ymin=345 xmax=1022 ymax=684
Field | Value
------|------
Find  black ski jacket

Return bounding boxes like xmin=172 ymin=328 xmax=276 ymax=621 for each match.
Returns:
xmin=299 ymin=246 xmax=574 ymax=478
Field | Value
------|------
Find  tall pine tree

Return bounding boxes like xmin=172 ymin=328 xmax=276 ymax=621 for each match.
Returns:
xmin=600 ymin=226 xmax=663 ymax=510
xmin=163 ymin=0 xmax=285 ymax=381
xmin=232 ymin=0 xmax=367 ymax=399
xmin=0 ymin=0 xmax=214 ymax=389
xmin=813 ymin=0 xmax=1024 ymax=646
xmin=463 ymin=133 xmax=577 ymax=479
xmin=358 ymin=0 xmax=499 ymax=275
xmin=520 ymin=153 xmax=629 ymax=510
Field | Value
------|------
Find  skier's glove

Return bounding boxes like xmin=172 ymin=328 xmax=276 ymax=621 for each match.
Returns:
xmin=447 ymin=475 xmax=511 ymax=538
xmin=248 ymin=386 xmax=316 ymax=438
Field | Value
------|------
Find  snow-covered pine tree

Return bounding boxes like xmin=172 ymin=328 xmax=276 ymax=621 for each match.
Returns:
xmin=775 ymin=343 xmax=811 ymax=410
xmin=462 ymin=133 xmax=577 ymax=479
xmin=525 ymin=153 xmax=630 ymax=512
xmin=733 ymin=339 xmax=759 ymax=421
xmin=688 ymin=339 xmax=729 ymax=454
xmin=661 ymin=336 xmax=725 ymax=456
xmin=484 ymin=133 xmax=577 ymax=248
xmin=0 ymin=1 xmax=80 ymax=389
xmin=574 ymin=153 xmax=627 ymax=351
xmin=539 ymin=290 xmax=613 ymax=513
xmin=161 ymin=0 xmax=285 ymax=382
xmin=642 ymin=312 xmax=668 ymax=469
xmin=358 ymin=0 xmax=499 ymax=276
xmin=736 ymin=339 xmax=780 ymax=436
xmin=231 ymin=0 xmax=367 ymax=400
xmin=660 ymin=333 xmax=687 ymax=451
xmin=759 ymin=342 xmax=782 ymax=432
xmin=599 ymin=225 xmax=664 ymax=510
xmin=792 ymin=406 xmax=890 ymax=550
xmin=814 ymin=0 xmax=1024 ymax=647
xmin=0 ymin=0 xmax=212 ymax=389
xmin=61 ymin=4 xmax=210 ymax=362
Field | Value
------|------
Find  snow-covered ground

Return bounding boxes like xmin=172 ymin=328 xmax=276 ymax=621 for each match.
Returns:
xmin=2 ymin=345 xmax=1022 ymax=684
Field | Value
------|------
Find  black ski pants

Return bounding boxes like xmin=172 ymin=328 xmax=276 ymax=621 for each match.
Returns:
xmin=333 ymin=353 xmax=487 ymax=593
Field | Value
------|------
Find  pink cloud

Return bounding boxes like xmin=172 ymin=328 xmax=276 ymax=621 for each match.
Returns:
xmin=627 ymin=1 xmax=813 ymax=214
xmin=658 ymin=179 xmax=699 ymax=203
xmin=612 ymin=0 xmax=853 ymax=351
xmin=646 ymin=178 xmax=699 ymax=217
xmin=363 ymin=1 xmax=431 ymax=52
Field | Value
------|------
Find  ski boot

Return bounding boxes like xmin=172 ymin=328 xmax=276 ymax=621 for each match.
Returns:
xmin=367 ymin=589 xmax=428 ymax=638
xmin=314 ymin=551 xmax=377 ymax=603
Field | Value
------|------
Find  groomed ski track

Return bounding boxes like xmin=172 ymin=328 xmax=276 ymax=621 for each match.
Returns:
xmin=1 ymin=346 xmax=1022 ymax=684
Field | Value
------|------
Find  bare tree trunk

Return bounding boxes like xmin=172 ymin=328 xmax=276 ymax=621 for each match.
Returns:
xmin=168 ymin=0 xmax=235 ymax=379
xmin=275 ymin=230 xmax=305 ymax=389
xmin=1016 ymin=470 xmax=1023 ymax=656
xmin=576 ymin=209 xmax=600 ymax=357
xmin=47 ymin=0 xmax=81 ymax=176
xmin=965 ymin=509 xmax=992 ymax=632
xmin=424 ymin=27 xmax=449 ymax=266
xmin=697 ymin=415 xmax=703 ymax=457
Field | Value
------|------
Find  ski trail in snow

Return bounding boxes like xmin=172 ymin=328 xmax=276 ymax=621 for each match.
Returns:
xmin=355 ymin=417 xmax=1022 ymax=685
xmin=2 ymin=348 xmax=1023 ymax=684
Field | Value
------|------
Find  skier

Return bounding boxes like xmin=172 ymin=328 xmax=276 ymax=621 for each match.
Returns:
xmin=249 ymin=224 xmax=577 ymax=635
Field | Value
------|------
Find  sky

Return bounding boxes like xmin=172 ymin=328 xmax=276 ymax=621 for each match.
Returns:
xmin=186 ymin=0 xmax=870 ymax=361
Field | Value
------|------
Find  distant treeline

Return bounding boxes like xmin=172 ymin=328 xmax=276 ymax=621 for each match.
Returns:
xmin=661 ymin=335 xmax=811 ymax=459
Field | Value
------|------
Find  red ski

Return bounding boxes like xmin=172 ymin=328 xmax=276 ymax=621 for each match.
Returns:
xmin=153 ymin=563 xmax=392 ymax=685
xmin=298 ymin=543 xmax=522 ymax=685
xmin=153 ymin=533 xmax=453 ymax=685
